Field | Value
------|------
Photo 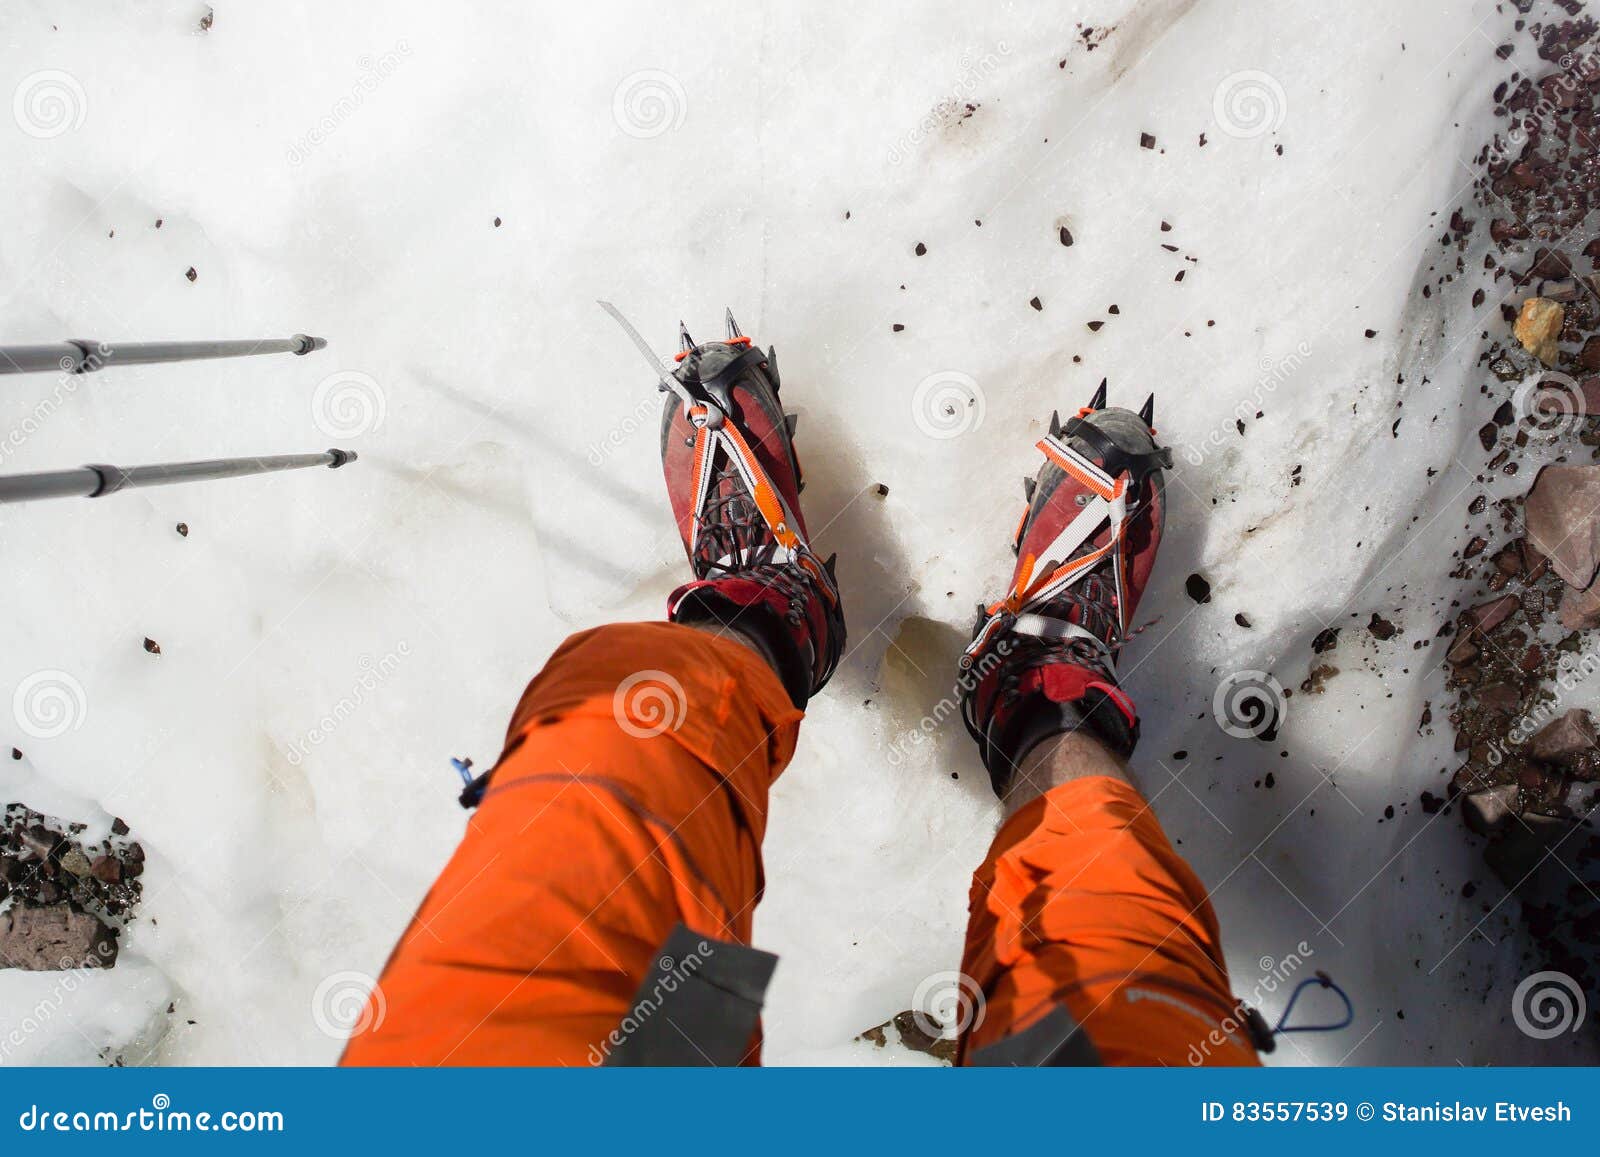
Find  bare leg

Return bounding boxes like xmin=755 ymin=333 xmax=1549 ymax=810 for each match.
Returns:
xmin=1001 ymin=729 xmax=1131 ymax=821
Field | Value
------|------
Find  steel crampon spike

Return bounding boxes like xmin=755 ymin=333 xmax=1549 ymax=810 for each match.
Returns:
xmin=678 ymin=320 xmax=696 ymax=354
xmin=1139 ymin=392 xmax=1155 ymax=426
xmin=1088 ymin=379 xmax=1108 ymax=410
xmin=725 ymin=308 xmax=743 ymax=340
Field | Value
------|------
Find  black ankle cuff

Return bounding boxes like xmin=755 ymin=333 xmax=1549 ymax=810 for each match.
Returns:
xmin=984 ymin=689 xmax=1137 ymax=795
xmin=672 ymin=593 xmax=812 ymax=709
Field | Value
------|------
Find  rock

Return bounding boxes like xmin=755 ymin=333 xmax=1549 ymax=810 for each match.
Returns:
xmin=1475 ymin=682 xmax=1521 ymax=713
xmin=1485 ymin=813 xmax=1569 ymax=888
xmin=89 ymin=856 xmax=122 ymax=883
xmin=1312 ymin=627 xmax=1340 ymax=653
xmin=1528 ymin=709 xmax=1599 ymax=763
xmin=1524 ymin=464 xmax=1600 ymax=589
xmin=1465 ymin=594 xmax=1519 ymax=635
xmin=1581 ymin=336 xmax=1600 ymax=371
xmin=1185 ymin=573 xmax=1211 ymax=603
xmin=59 ymin=849 xmax=91 ymax=878
xmin=0 ymin=904 xmax=118 ymax=970
xmin=858 ymin=1010 xmax=958 ymax=1064
xmin=1367 ymin=613 xmax=1398 ymax=640
xmin=1513 ymin=296 xmax=1564 ymax=365
xmin=1446 ymin=634 xmax=1479 ymax=665
xmin=1558 ymin=581 xmax=1600 ymax=630
xmin=1462 ymin=783 xmax=1521 ymax=837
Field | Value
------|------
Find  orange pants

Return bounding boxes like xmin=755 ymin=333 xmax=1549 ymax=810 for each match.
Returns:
xmin=341 ymin=622 xmax=1258 ymax=1067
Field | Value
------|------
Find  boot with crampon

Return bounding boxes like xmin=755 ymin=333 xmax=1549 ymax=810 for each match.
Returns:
xmin=659 ymin=311 xmax=844 ymax=707
xmin=959 ymin=382 xmax=1171 ymax=793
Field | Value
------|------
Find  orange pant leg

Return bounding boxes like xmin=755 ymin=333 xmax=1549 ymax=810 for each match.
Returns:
xmin=959 ymin=776 xmax=1260 ymax=1066
xmin=341 ymin=622 xmax=802 ymax=1067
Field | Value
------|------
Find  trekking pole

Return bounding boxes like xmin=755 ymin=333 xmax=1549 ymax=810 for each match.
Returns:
xmin=0 ymin=449 xmax=357 ymax=505
xmin=0 ymin=334 xmax=326 ymax=376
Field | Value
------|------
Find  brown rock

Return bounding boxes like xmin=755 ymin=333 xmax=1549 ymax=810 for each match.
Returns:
xmin=1514 ymin=296 xmax=1564 ymax=365
xmin=1446 ymin=634 xmax=1479 ymax=665
xmin=1476 ymin=682 xmax=1522 ymax=713
xmin=1462 ymin=783 xmax=1521 ymax=837
xmin=1524 ymin=464 xmax=1600 ymax=589
xmin=1581 ymin=336 xmax=1600 ymax=371
xmin=1452 ymin=763 xmax=1495 ymax=796
xmin=1559 ymin=582 xmax=1600 ymax=630
xmin=1528 ymin=709 xmax=1598 ymax=763
xmin=1465 ymin=594 xmax=1519 ymax=635
xmin=88 ymin=856 xmax=122 ymax=883
xmin=0 ymin=905 xmax=118 ymax=970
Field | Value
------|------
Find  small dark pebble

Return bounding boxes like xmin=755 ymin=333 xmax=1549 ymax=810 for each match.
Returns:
xmin=914 ymin=242 xmax=927 ymax=257
xmin=1235 ymin=612 xmax=1251 ymax=628
xmin=185 ymin=267 xmax=197 ymax=283
xmin=1185 ymin=573 xmax=1212 ymax=604
xmin=175 ymin=523 xmax=188 ymax=538
xmin=1029 ymin=296 xmax=1043 ymax=311
xmin=143 ymin=637 xmax=161 ymax=655
xmin=892 ymin=324 xmax=904 ymax=333
xmin=1059 ymin=226 xmax=1073 ymax=247
xmin=874 ymin=483 xmax=889 ymax=497
xmin=1139 ymin=132 xmax=1156 ymax=149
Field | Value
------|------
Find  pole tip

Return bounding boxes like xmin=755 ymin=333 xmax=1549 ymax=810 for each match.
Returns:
xmin=326 ymin=449 xmax=358 ymax=468
xmin=292 ymin=334 xmax=328 ymax=355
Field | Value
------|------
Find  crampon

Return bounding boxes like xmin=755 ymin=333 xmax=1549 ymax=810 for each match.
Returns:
xmin=651 ymin=310 xmax=845 ymax=707
xmin=959 ymin=381 xmax=1172 ymax=793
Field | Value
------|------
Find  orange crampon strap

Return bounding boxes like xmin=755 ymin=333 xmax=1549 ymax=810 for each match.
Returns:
xmin=685 ymin=405 xmax=837 ymax=606
xmin=960 ymin=435 xmax=1132 ymax=670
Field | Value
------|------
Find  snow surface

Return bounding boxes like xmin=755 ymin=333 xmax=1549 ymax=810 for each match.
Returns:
xmin=1 ymin=0 xmax=1592 ymax=1066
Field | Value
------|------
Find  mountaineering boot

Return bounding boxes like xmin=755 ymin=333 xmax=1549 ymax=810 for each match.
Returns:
xmin=959 ymin=385 xmax=1172 ymax=793
xmin=659 ymin=312 xmax=845 ymax=707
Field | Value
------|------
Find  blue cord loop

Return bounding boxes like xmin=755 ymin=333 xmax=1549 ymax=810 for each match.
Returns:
xmin=1273 ymin=971 xmax=1354 ymax=1036
xmin=452 ymin=756 xmax=491 ymax=809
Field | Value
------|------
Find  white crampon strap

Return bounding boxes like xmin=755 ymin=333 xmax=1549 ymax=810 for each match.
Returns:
xmin=960 ymin=433 xmax=1132 ymax=670
xmin=687 ymin=405 xmax=832 ymax=593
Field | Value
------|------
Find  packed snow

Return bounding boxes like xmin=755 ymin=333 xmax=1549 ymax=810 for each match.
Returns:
xmin=1 ymin=0 xmax=1591 ymax=1066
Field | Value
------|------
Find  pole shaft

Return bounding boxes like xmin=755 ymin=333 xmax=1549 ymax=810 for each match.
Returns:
xmin=0 ymin=335 xmax=325 ymax=375
xmin=0 ymin=450 xmax=356 ymax=506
